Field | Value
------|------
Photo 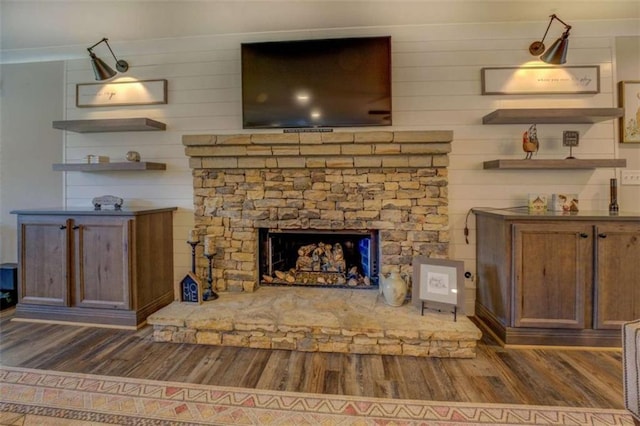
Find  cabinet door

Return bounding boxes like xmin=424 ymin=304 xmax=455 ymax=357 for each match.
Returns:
xmin=18 ymin=216 xmax=70 ymax=306
xmin=73 ymin=216 xmax=131 ymax=310
xmin=594 ymin=223 xmax=640 ymax=329
xmin=513 ymin=223 xmax=592 ymax=329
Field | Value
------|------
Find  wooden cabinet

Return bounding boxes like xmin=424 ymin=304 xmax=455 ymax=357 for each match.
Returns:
xmin=12 ymin=207 xmax=177 ymax=328
xmin=474 ymin=208 xmax=640 ymax=346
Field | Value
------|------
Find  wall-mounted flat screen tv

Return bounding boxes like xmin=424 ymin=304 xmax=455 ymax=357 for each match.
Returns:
xmin=241 ymin=36 xmax=391 ymax=129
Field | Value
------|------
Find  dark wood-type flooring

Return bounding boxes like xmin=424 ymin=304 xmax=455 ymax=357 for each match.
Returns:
xmin=0 ymin=314 xmax=624 ymax=409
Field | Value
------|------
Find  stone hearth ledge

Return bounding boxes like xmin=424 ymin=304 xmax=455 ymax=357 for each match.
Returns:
xmin=148 ymin=287 xmax=482 ymax=358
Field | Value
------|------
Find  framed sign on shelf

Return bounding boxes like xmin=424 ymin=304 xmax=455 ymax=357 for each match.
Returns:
xmin=411 ymin=257 xmax=464 ymax=320
xmin=618 ymin=80 xmax=640 ymax=143
xmin=76 ymin=79 xmax=167 ymax=107
xmin=481 ymin=66 xmax=600 ymax=95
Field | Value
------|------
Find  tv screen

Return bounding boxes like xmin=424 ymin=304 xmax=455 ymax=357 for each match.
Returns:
xmin=241 ymin=36 xmax=391 ymax=129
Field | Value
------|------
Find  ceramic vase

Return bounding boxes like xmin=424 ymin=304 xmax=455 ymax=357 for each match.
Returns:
xmin=378 ymin=271 xmax=407 ymax=307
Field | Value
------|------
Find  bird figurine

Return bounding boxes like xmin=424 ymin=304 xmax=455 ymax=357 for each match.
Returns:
xmin=522 ymin=124 xmax=539 ymax=159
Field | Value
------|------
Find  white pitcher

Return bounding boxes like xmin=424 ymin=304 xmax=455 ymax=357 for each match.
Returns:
xmin=378 ymin=271 xmax=408 ymax=307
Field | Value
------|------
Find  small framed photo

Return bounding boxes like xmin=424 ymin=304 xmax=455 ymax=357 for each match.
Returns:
xmin=412 ymin=257 xmax=464 ymax=317
xmin=619 ymin=81 xmax=640 ymax=143
xmin=179 ymin=272 xmax=203 ymax=304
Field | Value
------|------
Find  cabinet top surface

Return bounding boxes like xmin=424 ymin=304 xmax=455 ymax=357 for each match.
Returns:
xmin=472 ymin=207 xmax=640 ymax=220
xmin=10 ymin=207 xmax=177 ymax=216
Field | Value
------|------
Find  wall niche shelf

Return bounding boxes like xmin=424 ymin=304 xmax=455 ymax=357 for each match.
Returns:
xmin=52 ymin=118 xmax=166 ymax=133
xmin=483 ymin=159 xmax=627 ymax=170
xmin=53 ymin=162 xmax=166 ymax=172
xmin=482 ymin=108 xmax=624 ymax=125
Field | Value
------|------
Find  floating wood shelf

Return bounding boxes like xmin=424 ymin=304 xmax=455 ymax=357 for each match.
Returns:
xmin=483 ymin=159 xmax=627 ymax=170
xmin=53 ymin=162 xmax=167 ymax=172
xmin=52 ymin=118 xmax=166 ymax=133
xmin=482 ymin=108 xmax=624 ymax=125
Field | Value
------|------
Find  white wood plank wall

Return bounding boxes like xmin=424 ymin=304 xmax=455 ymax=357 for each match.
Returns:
xmin=61 ymin=20 xmax=632 ymax=314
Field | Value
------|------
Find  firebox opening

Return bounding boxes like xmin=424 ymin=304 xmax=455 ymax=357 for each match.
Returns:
xmin=259 ymin=229 xmax=379 ymax=289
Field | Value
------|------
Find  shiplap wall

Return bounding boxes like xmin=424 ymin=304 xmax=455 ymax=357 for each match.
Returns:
xmin=61 ymin=21 xmax=630 ymax=314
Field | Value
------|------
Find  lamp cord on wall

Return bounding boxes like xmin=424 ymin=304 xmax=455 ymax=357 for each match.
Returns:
xmin=464 ymin=206 xmax=528 ymax=244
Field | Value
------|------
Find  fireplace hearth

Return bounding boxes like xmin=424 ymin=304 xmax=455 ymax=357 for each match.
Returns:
xmin=259 ymin=229 xmax=378 ymax=288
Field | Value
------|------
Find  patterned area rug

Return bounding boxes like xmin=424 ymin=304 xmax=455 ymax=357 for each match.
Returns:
xmin=0 ymin=365 xmax=634 ymax=425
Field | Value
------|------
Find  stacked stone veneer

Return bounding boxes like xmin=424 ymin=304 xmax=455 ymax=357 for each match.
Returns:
xmin=183 ymin=130 xmax=453 ymax=293
xmin=152 ymin=317 xmax=478 ymax=358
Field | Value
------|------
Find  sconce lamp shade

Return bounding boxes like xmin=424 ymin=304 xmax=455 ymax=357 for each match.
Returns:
xmin=529 ymin=14 xmax=571 ymax=65
xmin=87 ymin=37 xmax=129 ymax=81
xmin=540 ymin=33 xmax=570 ymax=64
xmin=90 ymin=53 xmax=117 ymax=80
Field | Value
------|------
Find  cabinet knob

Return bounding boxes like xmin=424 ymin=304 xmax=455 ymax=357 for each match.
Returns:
xmin=579 ymin=233 xmax=589 ymax=239
xmin=59 ymin=225 xmax=67 ymax=230
xmin=72 ymin=225 xmax=80 ymax=230
xmin=598 ymin=233 xmax=607 ymax=238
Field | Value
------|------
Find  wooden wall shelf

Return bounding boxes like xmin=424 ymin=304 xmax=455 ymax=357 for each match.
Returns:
xmin=483 ymin=159 xmax=627 ymax=170
xmin=482 ymin=108 xmax=624 ymax=125
xmin=52 ymin=118 xmax=166 ymax=133
xmin=53 ymin=162 xmax=166 ymax=172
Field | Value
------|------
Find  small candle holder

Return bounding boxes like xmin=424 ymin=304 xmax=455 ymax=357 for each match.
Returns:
xmin=204 ymin=253 xmax=219 ymax=301
xmin=187 ymin=240 xmax=198 ymax=273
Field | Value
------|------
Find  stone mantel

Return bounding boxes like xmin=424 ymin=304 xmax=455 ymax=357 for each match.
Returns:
xmin=182 ymin=130 xmax=453 ymax=293
xmin=183 ymin=130 xmax=453 ymax=169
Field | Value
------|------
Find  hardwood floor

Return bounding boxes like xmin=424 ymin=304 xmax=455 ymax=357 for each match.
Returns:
xmin=0 ymin=314 xmax=624 ymax=409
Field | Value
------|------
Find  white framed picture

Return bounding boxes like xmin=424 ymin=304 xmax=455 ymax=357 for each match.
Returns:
xmin=76 ymin=79 xmax=168 ymax=108
xmin=412 ymin=257 xmax=464 ymax=315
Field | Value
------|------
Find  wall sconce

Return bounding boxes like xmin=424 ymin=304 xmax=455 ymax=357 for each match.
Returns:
xmin=87 ymin=37 xmax=129 ymax=80
xmin=529 ymin=14 xmax=572 ymax=64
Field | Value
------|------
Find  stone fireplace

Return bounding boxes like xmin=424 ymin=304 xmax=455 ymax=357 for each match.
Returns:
xmin=149 ymin=130 xmax=483 ymax=358
xmin=183 ymin=130 xmax=453 ymax=294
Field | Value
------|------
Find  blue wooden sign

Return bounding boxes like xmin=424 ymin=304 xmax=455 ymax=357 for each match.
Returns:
xmin=180 ymin=272 xmax=203 ymax=304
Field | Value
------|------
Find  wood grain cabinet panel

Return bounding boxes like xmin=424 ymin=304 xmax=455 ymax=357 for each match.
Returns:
xmin=474 ymin=208 xmax=639 ymax=347
xmin=512 ymin=223 xmax=592 ymax=330
xmin=19 ymin=216 xmax=70 ymax=307
xmin=12 ymin=208 xmax=177 ymax=328
xmin=73 ymin=217 xmax=130 ymax=310
xmin=594 ymin=222 xmax=640 ymax=329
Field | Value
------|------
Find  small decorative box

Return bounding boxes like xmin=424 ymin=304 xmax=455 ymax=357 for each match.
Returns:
xmin=550 ymin=194 xmax=579 ymax=212
xmin=528 ymin=194 xmax=548 ymax=213
xmin=85 ymin=155 xmax=109 ymax=164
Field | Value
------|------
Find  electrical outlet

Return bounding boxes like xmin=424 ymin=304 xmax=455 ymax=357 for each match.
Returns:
xmin=621 ymin=170 xmax=640 ymax=185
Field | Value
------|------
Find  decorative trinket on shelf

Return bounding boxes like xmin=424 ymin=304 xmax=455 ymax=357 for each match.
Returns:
xmin=549 ymin=194 xmax=579 ymax=212
xmin=85 ymin=155 xmax=109 ymax=164
xmin=528 ymin=194 xmax=548 ymax=213
xmin=522 ymin=124 xmax=539 ymax=159
xmin=126 ymin=151 xmax=141 ymax=162
xmin=92 ymin=194 xmax=123 ymax=210
xmin=562 ymin=130 xmax=580 ymax=159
